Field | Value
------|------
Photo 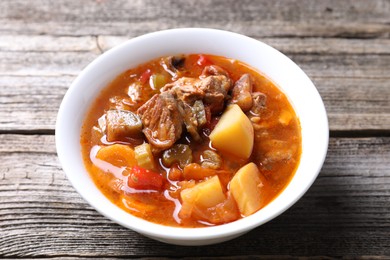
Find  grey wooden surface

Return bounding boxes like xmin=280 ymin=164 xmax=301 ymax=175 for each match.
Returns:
xmin=0 ymin=0 xmax=389 ymax=258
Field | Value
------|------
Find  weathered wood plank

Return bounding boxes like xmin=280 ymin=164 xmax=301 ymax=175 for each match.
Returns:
xmin=0 ymin=51 xmax=98 ymax=76
xmin=1 ymin=75 xmax=389 ymax=132
xmin=0 ymin=35 xmax=99 ymax=52
xmin=1 ymin=0 xmax=389 ymax=38
xmin=0 ymin=135 xmax=389 ymax=257
xmin=0 ymin=76 xmax=71 ymax=131
xmin=1 ymin=35 xmax=389 ymax=132
xmin=2 ymin=49 xmax=390 ymax=78
xmin=314 ymin=77 xmax=390 ymax=131
xmin=98 ymin=36 xmax=390 ymax=55
xmin=3 ymin=34 xmax=390 ymax=56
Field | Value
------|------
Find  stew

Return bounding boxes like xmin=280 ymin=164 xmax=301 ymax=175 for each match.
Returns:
xmin=81 ymin=54 xmax=301 ymax=227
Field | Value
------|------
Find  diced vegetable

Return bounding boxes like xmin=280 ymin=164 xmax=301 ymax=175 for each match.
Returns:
xmin=180 ymin=176 xmax=225 ymax=210
xmin=122 ymin=194 xmax=157 ymax=213
xmin=127 ymin=166 xmax=165 ymax=190
xmin=134 ymin=143 xmax=155 ymax=170
xmin=212 ymin=192 xmax=240 ymax=223
xmin=229 ymin=162 xmax=263 ymax=216
xmin=106 ymin=110 xmax=143 ymax=142
xmin=209 ymin=104 xmax=254 ymax=159
xmin=191 ymin=191 xmax=240 ymax=224
xmin=201 ymin=150 xmax=222 ymax=169
xmin=181 ymin=100 xmax=206 ymax=142
xmin=108 ymin=178 xmax=124 ymax=193
xmin=139 ymin=69 xmax=152 ymax=84
xmin=149 ymin=73 xmax=168 ymax=90
xmin=96 ymin=144 xmax=136 ymax=168
xmin=162 ymin=144 xmax=193 ymax=169
xmin=278 ymin=110 xmax=293 ymax=125
xmin=168 ymin=165 xmax=182 ymax=181
xmin=183 ymin=163 xmax=217 ymax=180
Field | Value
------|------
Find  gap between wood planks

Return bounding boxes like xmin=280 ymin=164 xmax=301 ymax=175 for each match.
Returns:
xmin=0 ymin=129 xmax=390 ymax=138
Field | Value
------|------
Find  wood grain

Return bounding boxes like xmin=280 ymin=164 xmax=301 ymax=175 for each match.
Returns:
xmin=98 ymin=35 xmax=390 ymax=54
xmin=1 ymin=0 xmax=389 ymax=38
xmin=1 ymin=36 xmax=390 ymax=132
xmin=1 ymin=0 xmax=389 ymax=257
xmin=0 ymin=135 xmax=389 ymax=257
xmin=1 ymin=75 xmax=389 ymax=132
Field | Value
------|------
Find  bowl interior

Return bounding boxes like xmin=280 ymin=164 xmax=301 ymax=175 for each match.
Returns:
xmin=56 ymin=28 xmax=328 ymax=245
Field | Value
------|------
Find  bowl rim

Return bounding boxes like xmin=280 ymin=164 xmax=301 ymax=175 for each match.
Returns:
xmin=56 ymin=28 xmax=329 ymax=243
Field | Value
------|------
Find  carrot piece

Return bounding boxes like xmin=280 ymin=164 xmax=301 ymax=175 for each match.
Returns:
xmin=96 ymin=144 xmax=137 ymax=168
xmin=183 ymin=163 xmax=217 ymax=180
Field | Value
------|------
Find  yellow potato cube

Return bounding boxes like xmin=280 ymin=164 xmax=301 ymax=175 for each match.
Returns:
xmin=230 ymin=162 xmax=263 ymax=216
xmin=209 ymin=104 xmax=254 ymax=159
xmin=181 ymin=176 xmax=225 ymax=209
xmin=278 ymin=109 xmax=293 ymax=126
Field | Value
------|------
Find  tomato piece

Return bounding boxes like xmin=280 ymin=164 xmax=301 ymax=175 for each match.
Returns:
xmin=139 ymin=69 xmax=152 ymax=84
xmin=127 ymin=166 xmax=165 ymax=190
xmin=197 ymin=55 xmax=212 ymax=67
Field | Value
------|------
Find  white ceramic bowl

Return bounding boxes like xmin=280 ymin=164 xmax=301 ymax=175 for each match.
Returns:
xmin=56 ymin=28 xmax=328 ymax=246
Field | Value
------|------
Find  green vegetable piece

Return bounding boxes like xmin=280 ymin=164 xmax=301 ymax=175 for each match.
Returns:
xmin=162 ymin=144 xmax=193 ymax=169
xmin=201 ymin=150 xmax=222 ymax=169
xmin=149 ymin=74 xmax=168 ymax=90
xmin=105 ymin=110 xmax=142 ymax=141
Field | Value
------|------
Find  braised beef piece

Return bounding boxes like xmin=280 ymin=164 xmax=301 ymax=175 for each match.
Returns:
xmin=137 ymin=92 xmax=183 ymax=150
xmin=250 ymin=92 xmax=267 ymax=115
xmin=200 ymin=65 xmax=230 ymax=78
xmin=161 ymin=77 xmax=204 ymax=104
xmin=230 ymin=74 xmax=253 ymax=112
xmin=198 ymin=75 xmax=232 ymax=114
xmin=162 ymin=65 xmax=231 ymax=112
xmin=106 ymin=110 xmax=143 ymax=142
xmin=137 ymin=65 xmax=233 ymax=149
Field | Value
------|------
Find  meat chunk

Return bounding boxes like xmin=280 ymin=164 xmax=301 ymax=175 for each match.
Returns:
xmin=230 ymin=74 xmax=253 ymax=112
xmin=250 ymin=92 xmax=267 ymax=115
xmin=137 ymin=64 xmax=234 ymax=147
xmin=106 ymin=110 xmax=143 ymax=142
xmin=197 ymin=75 xmax=232 ymax=114
xmin=161 ymin=65 xmax=231 ymax=114
xmin=137 ymin=92 xmax=183 ymax=150
xmin=200 ymin=65 xmax=229 ymax=78
xmin=161 ymin=77 xmax=204 ymax=104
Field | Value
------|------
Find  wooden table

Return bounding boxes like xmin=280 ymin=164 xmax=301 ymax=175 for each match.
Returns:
xmin=1 ymin=0 xmax=389 ymax=258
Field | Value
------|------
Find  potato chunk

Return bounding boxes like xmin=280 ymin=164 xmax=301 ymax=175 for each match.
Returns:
xmin=209 ymin=104 xmax=254 ymax=159
xmin=134 ymin=143 xmax=155 ymax=170
xmin=181 ymin=176 xmax=225 ymax=209
xmin=230 ymin=162 xmax=263 ymax=216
